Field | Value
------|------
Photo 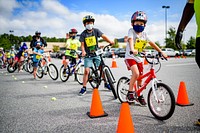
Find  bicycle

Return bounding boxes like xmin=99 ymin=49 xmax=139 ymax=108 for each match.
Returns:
xmin=87 ymin=44 xmax=117 ymax=99
xmin=117 ymin=53 xmax=175 ymax=120
xmin=7 ymin=54 xmax=30 ymax=73
xmin=60 ymin=51 xmax=84 ymax=85
xmin=36 ymin=52 xmax=58 ymax=80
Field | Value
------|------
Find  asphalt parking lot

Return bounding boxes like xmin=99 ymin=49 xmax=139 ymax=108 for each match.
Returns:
xmin=0 ymin=57 xmax=200 ymax=133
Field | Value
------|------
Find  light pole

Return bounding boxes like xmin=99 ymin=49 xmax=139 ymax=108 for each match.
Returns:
xmin=9 ymin=30 xmax=14 ymax=45
xmin=162 ymin=6 xmax=170 ymax=46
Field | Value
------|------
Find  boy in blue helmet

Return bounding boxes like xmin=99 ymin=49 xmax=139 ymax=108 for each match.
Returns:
xmin=11 ymin=42 xmax=28 ymax=72
xmin=125 ymin=11 xmax=167 ymax=105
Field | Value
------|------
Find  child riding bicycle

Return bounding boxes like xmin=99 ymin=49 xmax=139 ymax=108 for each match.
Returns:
xmin=10 ymin=43 xmax=29 ymax=72
xmin=125 ymin=11 xmax=167 ymax=105
xmin=79 ymin=15 xmax=114 ymax=96
xmin=32 ymin=41 xmax=51 ymax=79
xmin=62 ymin=28 xmax=81 ymax=77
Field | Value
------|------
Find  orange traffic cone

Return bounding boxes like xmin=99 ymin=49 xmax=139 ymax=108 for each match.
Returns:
xmin=176 ymin=81 xmax=194 ymax=106
xmin=143 ymin=58 xmax=148 ymax=65
xmin=87 ymin=88 xmax=108 ymax=118
xmin=116 ymin=102 xmax=135 ymax=133
xmin=111 ymin=51 xmax=118 ymax=68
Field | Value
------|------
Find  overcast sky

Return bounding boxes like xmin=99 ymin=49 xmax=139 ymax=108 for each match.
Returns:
xmin=0 ymin=0 xmax=197 ymax=45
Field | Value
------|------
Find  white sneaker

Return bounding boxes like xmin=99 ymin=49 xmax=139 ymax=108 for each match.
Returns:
xmin=10 ymin=67 xmax=14 ymax=71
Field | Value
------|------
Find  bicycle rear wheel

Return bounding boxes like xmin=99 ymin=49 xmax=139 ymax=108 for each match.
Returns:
xmin=7 ymin=63 xmax=17 ymax=73
xmin=117 ymin=77 xmax=130 ymax=103
xmin=147 ymin=82 xmax=175 ymax=120
xmin=60 ymin=65 xmax=70 ymax=82
xmin=75 ymin=64 xmax=84 ymax=85
xmin=48 ymin=63 xmax=58 ymax=80
xmin=104 ymin=67 xmax=117 ymax=99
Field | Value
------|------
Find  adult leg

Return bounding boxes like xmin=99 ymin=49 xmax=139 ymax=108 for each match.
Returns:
xmin=195 ymin=37 xmax=200 ymax=68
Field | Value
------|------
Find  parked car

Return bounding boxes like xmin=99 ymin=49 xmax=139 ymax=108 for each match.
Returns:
xmin=184 ymin=49 xmax=195 ymax=56
xmin=56 ymin=49 xmax=66 ymax=59
xmin=103 ymin=48 xmax=117 ymax=58
xmin=114 ymin=48 xmax=126 ymax=58
xmin=143 ymin=49 xmax=152 ymax=56
xmin=161 ymin=48 xmax=176 ymax=57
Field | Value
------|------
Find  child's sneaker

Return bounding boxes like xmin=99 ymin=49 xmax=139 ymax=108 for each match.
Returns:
xmin=126 ymin=91 xmax=137 ymax=103
xmin=63 ymin=69 xmax=66 ymax=77
xmin=79 ymin=87 xmax=86 ymax=96
xmin=137 ymin=95 xmax=147 ymax=106
xmin=104 ymin=83 xmax=111 ymax=90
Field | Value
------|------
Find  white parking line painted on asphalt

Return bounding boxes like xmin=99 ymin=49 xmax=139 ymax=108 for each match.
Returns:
xmin=166 ymin=63 xmax=197 ymax=67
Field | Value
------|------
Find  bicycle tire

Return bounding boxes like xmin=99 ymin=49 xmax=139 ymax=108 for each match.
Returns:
xmin=75 ymin=64 xmax=84 ymax=85
xmin=7 ymin=63 xmax=17 ymax=73
xmin=60 ymin=65 xmax=70 ymax=82
xmin=0 ymin=59 xmax=3 ymax=69
xmin=147 ymin=82 xmax=175 ymax=120
xmin=36 ymin=65 xmax=43 ymax=78
xmin=27 ymin=61 xmax=34 ymax=74
xmin=88 ymin=67 xmax=101 ymax=89
xmin=104 ymin=68 xmax=117 ymax=99
xmin=48 ymin=63 xmax=58 ymax=80
xmin=23 ymin=61 xmax=29 ymax=72
xmin=117 ymin=77 xmax=130 ymax=103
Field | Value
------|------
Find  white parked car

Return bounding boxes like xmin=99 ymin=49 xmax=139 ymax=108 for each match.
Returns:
xmin=184 ymin=49 xmax=195 ymax=56
xmin=161 ymin=48 xmax=176 ymax=57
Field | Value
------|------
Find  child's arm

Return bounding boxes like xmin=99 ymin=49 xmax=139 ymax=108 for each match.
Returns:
xmin=128 ymin=38 xmax=138 ymax=55
xmin=101 ymin=34 xmax=114 ymax=45
xmin=81 ymin=42 xmax=86 ymax=56
xmin=149 ymin=41 xmax=167 ymax=58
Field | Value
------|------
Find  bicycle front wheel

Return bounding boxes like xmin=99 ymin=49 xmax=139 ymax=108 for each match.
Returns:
xmin=147 ymin=82 xmax=175 ymax=120
xmin=116 ymin=77 xmax=130 ymax=103
xmin=36 ymin=66 xmax=43 ymax=78
xmin=75 ymin=64 xmax=84 ymax=85
xmin=104 ymin=67 xmax=117 ymax=99
xmin=60 ymin=65 xmax=70 ymax=82
xmin=27 ymin=61 xmax=34 ymax=74
xmin=48 ymin=63 xmax=58 ymax=80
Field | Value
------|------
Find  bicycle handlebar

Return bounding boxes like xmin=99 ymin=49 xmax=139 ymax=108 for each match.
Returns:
xmin=129 ymin=51 xmax=167 ymax=64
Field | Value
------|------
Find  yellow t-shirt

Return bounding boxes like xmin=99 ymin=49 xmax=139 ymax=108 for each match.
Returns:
xmin=65 ymin=38 xmax=81 ymax=57
xmin=194 ymin=0 xmax=200 ymax=37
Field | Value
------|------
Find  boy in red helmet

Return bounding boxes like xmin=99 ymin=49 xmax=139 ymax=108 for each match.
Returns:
xmin=125 ymin=11 xmax=167 ymax=105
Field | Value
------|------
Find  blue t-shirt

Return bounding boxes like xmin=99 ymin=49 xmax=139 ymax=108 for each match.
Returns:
xmin=33 ymin=47 xmax=44 ymax=63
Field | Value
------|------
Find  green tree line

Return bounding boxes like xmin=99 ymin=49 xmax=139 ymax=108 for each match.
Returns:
xmin=0 ymin=33 xmax=66 ymax=50
xmin=0 ymin=26 xmax=195 ymax=51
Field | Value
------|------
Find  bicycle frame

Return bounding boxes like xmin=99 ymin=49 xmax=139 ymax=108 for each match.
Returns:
xmin=136 ymin=67 xmax=156 ymax=96
xmin=68 ymin=57 xmax=83 ymax=74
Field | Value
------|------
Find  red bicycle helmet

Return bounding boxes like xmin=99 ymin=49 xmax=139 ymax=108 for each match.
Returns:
xmin=69 ymin=28 xmax=78 ymax=34
xmin=131 ymin=11 xmax=147 ymax=24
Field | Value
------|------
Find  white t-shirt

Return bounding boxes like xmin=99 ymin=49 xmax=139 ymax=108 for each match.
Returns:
xmin=125 ymin=28 xmax=150 ymax=63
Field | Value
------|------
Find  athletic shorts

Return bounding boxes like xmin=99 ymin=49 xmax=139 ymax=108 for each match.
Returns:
xmin=33 ymin=62 xmax=39 ymax=68
xmin=125 ymin=59 xmax=143 ymax=75
xmin=65 ymin=55 xmax=76 ymax=65
xmin=84 ymin=56 xmax=101 ymax=68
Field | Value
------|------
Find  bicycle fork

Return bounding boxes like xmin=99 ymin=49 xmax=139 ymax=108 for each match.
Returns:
xmin=151 ymin=78 xmax=162 ymax=103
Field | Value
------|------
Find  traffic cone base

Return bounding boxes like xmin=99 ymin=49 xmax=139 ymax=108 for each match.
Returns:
xmin=176 ymin=81 xmax=194 ymax=106
xmin=87 ymin=88 xmax=108 ymax=118
xmin=116 ymin=102 xmax=134 ymax=133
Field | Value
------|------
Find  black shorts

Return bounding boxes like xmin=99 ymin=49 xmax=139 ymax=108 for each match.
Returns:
xmin=65 ymin=55 xmax=76 ymax=64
